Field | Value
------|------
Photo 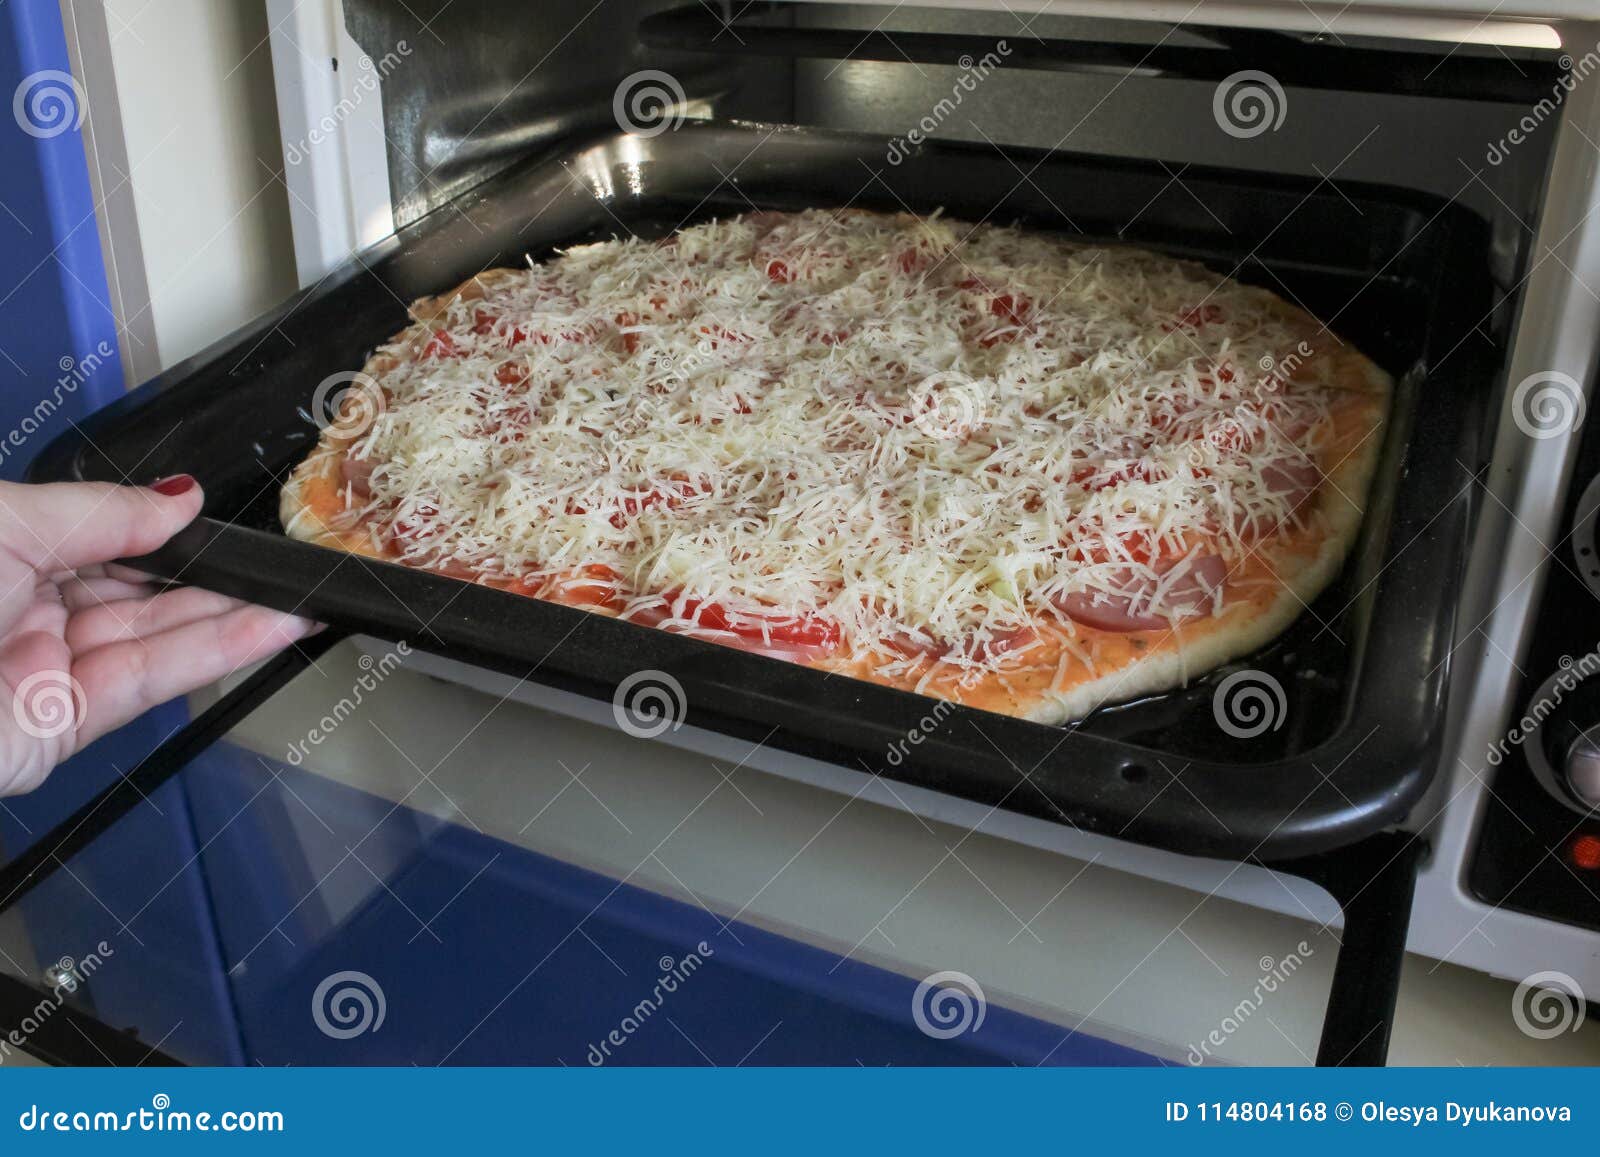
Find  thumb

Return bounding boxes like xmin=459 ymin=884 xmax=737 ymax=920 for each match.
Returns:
xmin=0 ymin=477 xmax=204 ymax=575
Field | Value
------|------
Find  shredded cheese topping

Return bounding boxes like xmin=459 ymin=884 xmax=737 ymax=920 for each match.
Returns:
xmin=337 ymin=209 xmax=1350 ymax=670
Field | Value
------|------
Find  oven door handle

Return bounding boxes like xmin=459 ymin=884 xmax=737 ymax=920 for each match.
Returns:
xmin=1263 ymin=831 xmax=1424 ymax=1066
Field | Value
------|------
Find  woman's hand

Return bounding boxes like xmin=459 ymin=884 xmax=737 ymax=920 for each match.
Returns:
xmin=0 ymin=476 xmax=320 ymax=796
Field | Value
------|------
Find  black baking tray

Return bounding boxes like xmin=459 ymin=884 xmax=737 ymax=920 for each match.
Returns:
xmin=29 ymin=122 xmax=1500 ymax=860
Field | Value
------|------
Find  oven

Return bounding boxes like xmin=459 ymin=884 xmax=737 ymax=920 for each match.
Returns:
xmin=2 ymin=0 xmax=1597 ymax=1068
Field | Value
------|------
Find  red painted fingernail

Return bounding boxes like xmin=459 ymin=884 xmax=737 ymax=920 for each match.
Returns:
xmin=149 ymin=474 xmax=196 ymax=496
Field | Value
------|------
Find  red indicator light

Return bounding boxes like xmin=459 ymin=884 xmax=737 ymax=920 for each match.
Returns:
xmin=1570 ymin=834 xmax=1600 ymax=871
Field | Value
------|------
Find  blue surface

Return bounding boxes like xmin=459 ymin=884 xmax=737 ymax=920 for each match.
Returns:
xmin=0 ymin=0 xmax=127 ymax=468
xmin=183 ymin=749 xmax=1162 ymax=1066
xmin=6 ymin=751 xmax=246 ymax=1067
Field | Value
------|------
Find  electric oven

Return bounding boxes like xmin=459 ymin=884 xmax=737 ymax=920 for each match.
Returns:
xmin=3 ymin=0 xmax=1598 ymax=1067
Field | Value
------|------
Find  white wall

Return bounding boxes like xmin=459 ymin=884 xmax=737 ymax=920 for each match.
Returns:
xmin=87 ymin=0 xmax=297 ymax=374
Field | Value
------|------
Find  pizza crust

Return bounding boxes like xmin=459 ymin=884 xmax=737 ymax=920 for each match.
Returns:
xmin=1017 ymin=394 xmax=1383 ymax=723
xmin=281 ymin=219 xmax=1391 ymax=728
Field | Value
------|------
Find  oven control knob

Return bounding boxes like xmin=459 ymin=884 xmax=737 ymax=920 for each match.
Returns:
xmin=1564 ymin=734 xmax=1600 ymax=808
xmin=1523 ymin=668 xmax=1600 ymax=816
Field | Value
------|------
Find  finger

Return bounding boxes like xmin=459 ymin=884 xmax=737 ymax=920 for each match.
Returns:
xmin=12 ymin=583 xmax=68 ymax=641
xmin=65 ymin=586 xmax=245 ymax=653
xmin=105 ymin=562 xmax=161 ymax=584
xmin=0 ymin=477 xmax=203 ymax=575
xmin=55 ymin=562 xmax=159 ymax=585
xmin=72 ymin=605 xmax=320 ymax=747
xmin=0 ymin=551 xmax=39 ymax=638
xmin=0 ymin=629 xmax=77 ymax=796
xmin=60 ymin=575 xmax=160 ymax=613
xmin=0 ymin=578 xmax=70 ymax=648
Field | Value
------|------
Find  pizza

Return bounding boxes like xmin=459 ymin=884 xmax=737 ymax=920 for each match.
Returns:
xmin=281 ymin=208 xmax=1389 ymax=724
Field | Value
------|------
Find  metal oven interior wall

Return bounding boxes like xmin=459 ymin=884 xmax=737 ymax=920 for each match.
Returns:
xmin=343 ymin=0 xmax=1556 ymax=300
xmin=341 ymin=0 xmax=795 ymax=229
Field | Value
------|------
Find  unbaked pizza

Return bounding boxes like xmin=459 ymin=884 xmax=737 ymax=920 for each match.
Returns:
xmin=282 ymin=208 xmax=1389 ymax=724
